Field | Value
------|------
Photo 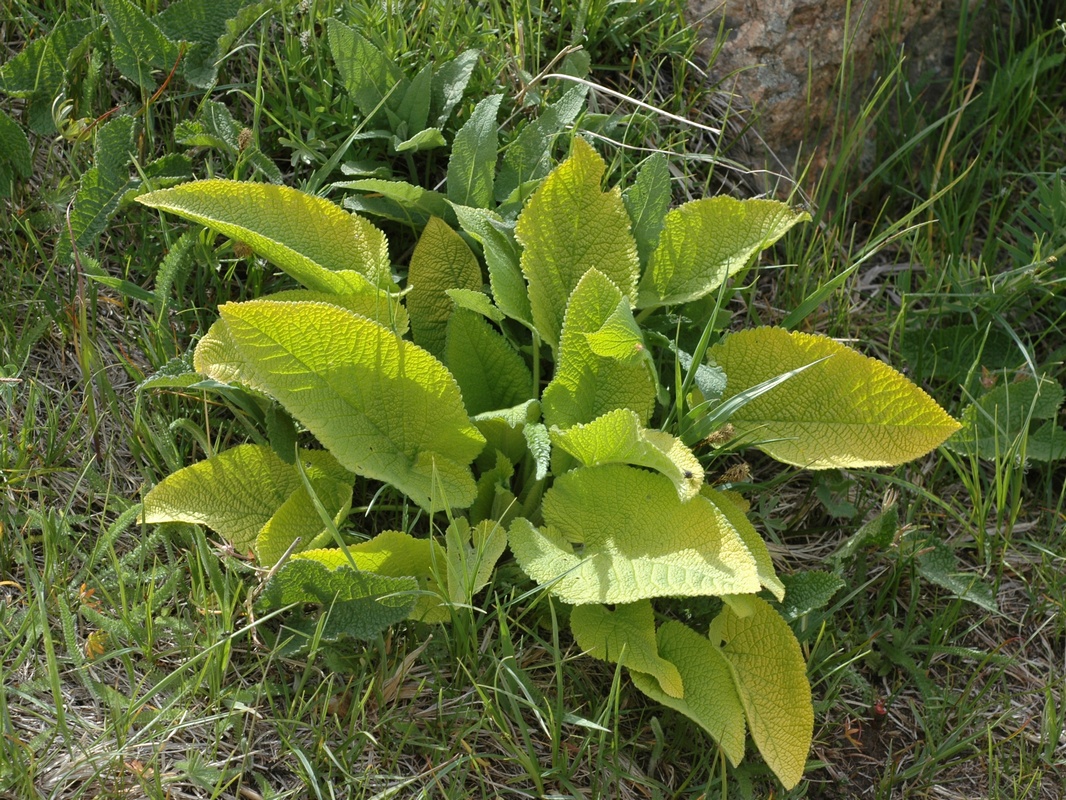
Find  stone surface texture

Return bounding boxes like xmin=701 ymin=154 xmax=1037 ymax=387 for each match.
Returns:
xmin=686 ymin=0 xmax=985 ymax=177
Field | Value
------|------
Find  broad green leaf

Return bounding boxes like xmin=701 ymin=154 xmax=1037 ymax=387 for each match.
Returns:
xmin=914 ymin=538 xmax=997 ymax=612
xmin=946 ymin=376 xmax=1065 ymax=462
xmin=218 ymin=300 xmax=485 ymax=510
xmin=550 ymin=409 xmax=703 ymax=502
xmin=394 ymin=126 xmax=447 ymax=153
xmin=709 ymin=327 xmax=961 ymax=468
xmin=137 ymin=180 xmax=393 ymax=292
xmin=508 ymin=465 xmax=760 ymax=604
xmin=472 ymin=400 xmax=542 ymax=471
xmin=702 ymin=488 xmax=784 ymax=601
xmin=255 ymin=462 xmax=353 ymax=565
xmin=470 ymin=452 xmax=516 ymax=527
xmin=258 ymin=288 xmax=408 ymax=335
xmin=452 ymin=204 xmax=531 ymax=326
xmin=407 ymin=216 xmax=483 ymax=357
xmin=296 ymin=531 xmax=449 ymax=622
xmin=831 ymin=503 xmax=900 ymax=565
xmin=571 ymin=601 xmax=683 ymax=698
xmin=516 ymin=137 xmax=640 ymax=350
xmin=398 ymin=63 xmax=432 ymax=133
xmin=140 ymin=444 xmax=352 ymax=563
xmin=102 ymin=0 xmax=183 ymax=90
xmin=900 ymin=324 xmax=1016 ymax=383
xmin=446 ymin=289 xmax=504 ymax=323
xmin=709 ymin=597 xmax=812 ymax=790
xmin=154 ymin=0 xmax=262 ymax=88
xmin=542 ymin=269 xmax=656 ymax=429
xmin=194 ymin=317 xmax=247 ymax=387
xmin=0 ymin=18 xmax=98 ymax=134
xmin=258 ymin=557 xmax=416 ymax=648
xmin=630 ymin=620 xmax=747 ymax=765
xmin=66 ymin=116 xmax=136 ymax=255
xmin=637 ymin=197 xmax=809 ymax=308
xmin=0 ymin=109 xmax=32 ymax=198
xmin=623 ymin=152 xmax=671 ymax=266
xmin=523 ymin=422 xmax=551 ymax=482
xmin=430 ymin=50 xmax=480 ymax=128
xmin=327 ymin=20 xmax=405 ymax=121
xmin=446 ymin=519 xmax=507 ymax=605
xmin=495 ymin=84 xmax=588 ymax=202
xmin=776 ymin=571 xmax=846 ymax=621
xmin=334 ymin=178 xmax=451 ymax=222
xmin=447 ymin=94 xmax=502 ymax=208
xmin=446 ymin=309 xmax=533 ymax=416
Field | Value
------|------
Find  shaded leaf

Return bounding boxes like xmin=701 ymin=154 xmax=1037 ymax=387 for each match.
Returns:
xmin=623 ymin=152 xmax=671 ymax=266
xmin=445 ymin=309 xmax=533 ymax=416
xmin=447 ymin=94 xmax=502 ymax=208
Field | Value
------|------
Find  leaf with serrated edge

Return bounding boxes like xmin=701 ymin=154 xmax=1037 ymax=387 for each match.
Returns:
xmin=295 ymin=531 xmax=449 ymax=622
xmin=551 ymin=409 xmax=703 ymax=501
xmin=137 ymin=180 xmax=392 ymax=291
xmin=542 ymin=269 xmax=656 ymax=429
xmin=702 ymin=488 xmax=784 ymax=601
xmin=946 ymin=376 xmax=1064 ymax=462
xmin=709 ymin=597 xmax=812 ymax=790
xmin=452 ymin=204 xmax=530 ymax=326
xmin=709 ymin=327 xmax=960 ymax=468
xmin=638 ymin=197 xmax=809 ymax=308
xmin=630 ymin=620 xmax=746 ymax=765
xmin=516 ymin=138 xmax=639 ymax=350
xmin=407 ymin=216 xmax=483 ymax=356
xmin=446 ymin=309 xmax=533 ymax=416
xmin=218 ymin=300 xmax=484 ymax=510
xmin=446 ymin=519 xmax=507 ymax=605
xmin=623 ymin=152 xmax=671 ymax=266
xmin=508 ymin=465 xmax=759 ymax=605
xmin=473 ymin=400 xmax=542 ymax=469
xmin=776 ymin=571 xmax=845 ymax=620
xmin=447 ymin=94 xmax=502 ymax=208
xmin=571 ymin=601 xmax=683 ymax=698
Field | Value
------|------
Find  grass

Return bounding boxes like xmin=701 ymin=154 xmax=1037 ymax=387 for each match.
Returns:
xmin=2 ymin=0 xmax=1065 ymax=798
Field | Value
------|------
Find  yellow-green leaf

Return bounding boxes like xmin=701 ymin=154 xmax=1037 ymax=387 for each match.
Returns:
xmin=516 ymin=138 xmax=639 ymax=350
xmin=542 ymin=269 xmax=656 ymax=429
xmin=217 ymin=300 xmax=485 ymax=510
xmin=571 ymin=601 xmax=683 ymax=698
xmin=637 ymin=197 xmax=809 ymax=308
xmin=550 ymin=408 xmax=703 ymax=501
xmin=709 ymin=327 xmax=960 ymax=468
xmin=407 ymin=217 xmax=483 ymax=357
xmin=445 ymin=309 xmax=533 ymax=416
xmin=630 ymin=620 xmax=747 ymax=766
xmin=137 ymin=180 xmax=393 ymax=292
xmin=508 ymin=465 xmax=760 ymax=604
xmin=709 ymin=597 xmax=812 ymax=790
xmin=702 ymin=488 xmax=784 ymax=601
xmin=445 ymin=518 xmax=507 ymax=605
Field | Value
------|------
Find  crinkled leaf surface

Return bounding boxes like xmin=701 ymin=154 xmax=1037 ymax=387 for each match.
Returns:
xmin=709 ymin=597 xmax=813 ymax=790
xmin=327 ymin=19 xmax=405 ymax=121
xmin=258 ymin=556 xmax=416 ymax=649
xmin=452 ymin=205 xmax=531 ymax=326
xmin=623 ymin=152 xmax=671 ymax=267
xmin=0 ymin=110 xmax=32 ymax=197
xmin=407 ymin=216 xmax=483 ymax=357
xmin=638 ymin=197 xmax=809 ymax=308
xmin=550 ymin=409 xmax=703 ymax=501
xmin=542 ymin=269 xmax=656 ymax=429
xmin=137 ymin=180 xmax=392 ymax=292
xmin=702 ymin=488 xmax=784 ymax=601
xmin=217 ymin=300 xmax=484 ymax=510
xmin=446 ymin=288 xmax=504 ymax=323
xmin=776 ymin=571 xmax=846 ymax=621
xmin=946 ymin=376 xmax=1065 ymax=462
xmin=446 ymin=309 xmax=533 ymax=416
xmin=295 ymin=531 xmax=449 ymax=622
xmin=914 ymin=538 xmax=997 ymax=612
xmin=571 ymin=601 xmax=683 ymax=698
xmin=431 ymin=49 xmax=479 ymax=127
xmin=446 ymin=519 xmax=507 ymax=605
xmin=516 ymin=137 xmax=640 ymax=350
xmin=141 ymin=445 xmax=352 ymax=562
xmin=101 ymin=0 xmax=182 ymax=91
xmin=154 ymin=0 xmax=262 ymax=88
xmin=709 ymin=327 xmax=960 ymax=468
xmin=508 ymin=465 xmax=760 ymax=605
xmin=630 ymin=620 xmax=747 ymax=766
xmin=472 ymin=400 xmax=542 ymax=471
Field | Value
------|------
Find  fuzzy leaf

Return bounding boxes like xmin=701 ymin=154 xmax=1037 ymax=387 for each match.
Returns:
xmin=508 ymin=465 xmax=760 ymax=605
xmin=702 ymin=488 xmax=784 ymax=601
xmin=776 ymin=571 xmax=845 ymax=621
xmin=67 ymin=115 xmax=137 ymax=254
xmin=154 ymin=0 xmax=262 ymax=88
xmin=946 ymin=376 xmax=1065 ymax=462
xmin=407 ymin=216 xmax=483 ymax=357
xmin=446 ymin=519 xmax=507 ymax=605
xmin=445 ymin=309 xmax=533 ymax=416
xmin=623 ymin=152 xmax=671 ymax=266
xmin=327 ymin=19 xmax=405 ymax=121
xmin=571 ymin=601 xmax=683 ymax=698
xmin=447 ymin=94 xmax=502 ymax=208
xmin=516 ymin=137 xmax=640 ymax=350
xmin=430 ymin=50 xmax=479 ymax=128
xmin=638 ymin=197 xmax=809 ymax=307
xmin=472 ymin=400 xmax=542 ymax=470
xmin=915 ymin=539 xmax=997 ymax=612
xmin=101 ymin=0 xmax=183 ymax=90
xmin=452 ymin=204 xmax=531 ymax=326
xmin=446 ymin=289 xmax=504 ymax=322
xmin=630 ymin=620 xmax=747 ymax=765
xmin=709 ymin=327 xmax=961 ymax=468
xmin=398 ymin=63 xmax=432 ymax=133
xmin=216 ymin=300 xmax=485 ymax=510
xmin=542 ymin=269 xmax=656 ymax=429
xmin=138 ymin=180 xmax=393 ymax=292
xmin=550 ymin=409 xmax=703 ymax=501
xmin=709 ymin=597 xmax=813 ymax=790
xmin=0 ymin=109 xmax=32 ymax=197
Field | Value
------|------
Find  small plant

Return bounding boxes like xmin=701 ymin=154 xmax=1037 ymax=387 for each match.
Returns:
xmin=136 ymin=124 xmax=959 ymax=788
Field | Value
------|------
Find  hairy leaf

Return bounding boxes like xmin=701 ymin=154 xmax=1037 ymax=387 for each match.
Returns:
xmin=154 ymin=0 xmax=262 ymax=88
xmin=623 ymin=152 xmax=671 ymax=266
xmin=947 ymin=376 xmax=1066 ymax=462
xmin=702 ymin=488 xmax=784 ymax=601
xmin=452 ymin=204 xmax=531 ymax=326
xmin=445 ymin=309 xmax=533 ymax=416
xmin=327 ymin=19 xmax=405 ymax=121
xmin=102 ymin=0 xmax=183 ymax=90
xmin=0 ymin=109 xmax=32 ymax=197
xmin=638 ymin=197 xmax=809 ymax=307
xmin=216 ymin=300 xmax=485 ymax=510
xmin=446 ymin=519 xmax=507 ymax=605
xmin=508 ymin=465 xmax=760 ymax=604
xmin=709 ymin=327 xmax=960 ymax=467
xmin=431 ymin=50 xmax=479 ymax=128
xmin=447 ymin=94 xmax=502 ymax=208
xmin=571 ymin=601 xmax=683 ymax=698
xmin=516 ymin=137 xmax=640 ymax=350
xmin=138 ymin=180 xmax=392 ymax=291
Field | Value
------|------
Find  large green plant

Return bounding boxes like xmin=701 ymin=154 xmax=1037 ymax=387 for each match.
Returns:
xmin=137 ymin=137 xmax=959 ymax=789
